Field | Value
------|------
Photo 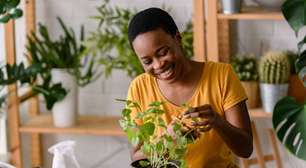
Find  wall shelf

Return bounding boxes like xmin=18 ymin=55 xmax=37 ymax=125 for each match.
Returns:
xmin=19 ymin=114 xmax=125 ymax=136
xmin=218 ymin=7 xmax=284 ymax=20
xmin=249 ymin=108 xmax=272 ymax=118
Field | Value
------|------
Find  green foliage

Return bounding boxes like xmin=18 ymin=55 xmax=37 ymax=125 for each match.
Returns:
xmin=272 ymin=97 xmax=306 ymax=160
xmin=0 ymin=62 xmax=67 ymax=110
xmin=84 ymin=0 xmax=193 ymax=78
xmin=286 ymin=51 xmax=299 ymax=74
xmin=0 ymin=17 xmax=99 ymax=110
xmin=119 ymin=100 xmax=195 ymax=168
xmin=282 ymin=0 xmax=306 ymax=86
xmin=231 ymin=55 xmax=259 ymax=81
xmin=0 ymin=0 xmax=23 ymax=23
xmin=259 ymin=51 xmax=290 ymax=84
xmin=27 ymin=17 xmax=99 ymax=86
xmin=272 ymin=0 xmax=306 ymax=162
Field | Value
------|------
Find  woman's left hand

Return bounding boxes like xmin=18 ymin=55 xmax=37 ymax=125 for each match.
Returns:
xmin=183 ymin=104 xmax=222 ymax=132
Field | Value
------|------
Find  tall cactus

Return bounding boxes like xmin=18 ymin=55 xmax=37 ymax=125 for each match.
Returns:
xmin=259 ymin=51 xmax=290 ymax=84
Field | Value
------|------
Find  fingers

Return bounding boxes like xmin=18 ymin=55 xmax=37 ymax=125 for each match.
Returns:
xmin=183 ymin=109 xmax=212 ymax=118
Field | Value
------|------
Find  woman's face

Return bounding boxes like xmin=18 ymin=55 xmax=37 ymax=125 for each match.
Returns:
xmin=132 ymin=28 xmax=186 ymax=83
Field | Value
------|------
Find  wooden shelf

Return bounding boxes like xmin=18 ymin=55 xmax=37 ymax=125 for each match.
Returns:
xmin=218 ymin=7 xmax=284 ymax=20
xmin=249 ymin=108 xmax=272 ymax=118
xmin=19 ymin=114 xmax=125 ymax=136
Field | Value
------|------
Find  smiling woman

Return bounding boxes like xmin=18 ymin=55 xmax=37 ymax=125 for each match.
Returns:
xmin=125 ymin=7 xmax=253 ymax=168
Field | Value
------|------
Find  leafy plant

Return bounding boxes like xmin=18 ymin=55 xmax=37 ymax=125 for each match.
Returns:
xmin=0 ymin=0 xmax=23 ymax=23
xmin=27 ymin=17 xmax=99 ymax=87
xmin=0 ymin=17 xmax=99 ymax=110
xmin=84 ymin=0 xmax=193 ymax=78
xmin=119 ymin=100 xmax=197 ymax=168
xmin=259 ymin=51 xmax=290 ymax=84
xmin=272 ymin=0 xmax=306 ymax=161
xmin=231 ymin=55 xmax=259 ymax=81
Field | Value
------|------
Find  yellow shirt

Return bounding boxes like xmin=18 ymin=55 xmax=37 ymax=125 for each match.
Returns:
xmin=127 ymin=61 xmax=247 ymax=168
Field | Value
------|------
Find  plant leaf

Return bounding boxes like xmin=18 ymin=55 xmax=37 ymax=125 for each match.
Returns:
xmin=282 ymin=0 xmax=306 ymax=35
xmin=273 ymin=96 xmax=306 ymax=161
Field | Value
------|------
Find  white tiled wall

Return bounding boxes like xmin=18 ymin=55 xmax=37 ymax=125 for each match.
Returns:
xmin=1 ymin=0 xmax=306 ymax=167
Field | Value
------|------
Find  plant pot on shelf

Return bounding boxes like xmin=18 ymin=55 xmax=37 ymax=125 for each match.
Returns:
xmin=260 ymin=83 xmax=288 ymax=113
xmin=51 ymin=69 xmax=78 ymax=127
xmin=288 ymin=74 xmax=306 ymax=103
xmin=241 ymin=81 xmax=260 ymax=109
xmin=221 ymin=0 xmax=242 ymax=14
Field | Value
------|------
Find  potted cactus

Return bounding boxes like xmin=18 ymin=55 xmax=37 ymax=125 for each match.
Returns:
xmin=231 ymin=55 xmax=260 ymax=108
xmin=259 ymin=51 xmax=290 ymax=113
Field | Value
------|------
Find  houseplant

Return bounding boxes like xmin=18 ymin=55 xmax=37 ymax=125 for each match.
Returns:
xmin=84 ymin=0 xmax=194 ymax=78
xmin=0 ymin=0 xmax=23 ymax=23
xmin=119 ymin=100 xmax=197 ymax=168
xmin=231 ymin=55 xmax=259 ymax=108
xmin=25 ymin=17 xmax=99 ymax=127
xmin=286 ymin=51 xmax=306 ymax=103
xmin=0 ymin=17 xmax=99 ymax=127
xmin=258 ymin=51 xmax=290 ymax=113
xmin=272 ymin=0 xmax=306 ymax=161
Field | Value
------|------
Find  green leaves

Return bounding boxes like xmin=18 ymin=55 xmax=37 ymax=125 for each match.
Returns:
xmin=231 ymin=56 xmax=259 ymax=81
xmin=118 ymin=100 xmax=193 ymax=167
xmin=282 ymin=0 xmax=306 ymax=86
xmin=27 ymin=17 xmax=99 ymax=87
xmin=272 ymin=97 xmax=306 ymax=161
xmin=282 ymin=0 xmax=306 ymax=35
xmin=0 ymin=0 xmax=23 ymax=23
xmin=84 ymin=0 xmax=193 ymax=79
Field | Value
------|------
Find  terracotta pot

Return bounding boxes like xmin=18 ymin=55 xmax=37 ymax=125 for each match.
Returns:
xmin=288 ymin=74 xmax=306 ymax=103
xmin=241 ymin=81 xmax=260 ymax=109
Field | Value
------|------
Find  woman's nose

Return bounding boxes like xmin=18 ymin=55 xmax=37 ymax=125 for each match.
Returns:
xmin=153 ymin=58 xmax=165 ymax=69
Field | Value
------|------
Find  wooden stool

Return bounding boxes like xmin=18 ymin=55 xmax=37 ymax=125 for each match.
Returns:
xmin=241 ymin=122 xmax=282 ymax=168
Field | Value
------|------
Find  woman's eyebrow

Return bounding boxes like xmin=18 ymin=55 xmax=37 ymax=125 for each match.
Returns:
xmin=155 ymin=46 xmax=169 ymax=54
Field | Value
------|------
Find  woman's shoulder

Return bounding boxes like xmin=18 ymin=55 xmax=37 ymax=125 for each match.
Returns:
xmin=205 ymin=61 xmax=231 ymax=74
xmin=130 ymin=73 xmax=154 ymax=87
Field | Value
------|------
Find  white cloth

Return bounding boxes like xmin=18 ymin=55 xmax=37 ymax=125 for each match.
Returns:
xmin=0 ymin=161 xmax=15 ymax=168
xmin=48 ymin=141 xmax=81 ymax=168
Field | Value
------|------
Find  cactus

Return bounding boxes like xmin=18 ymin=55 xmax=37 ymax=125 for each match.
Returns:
xmin=259 ymin=51 xmax=290 ymax=84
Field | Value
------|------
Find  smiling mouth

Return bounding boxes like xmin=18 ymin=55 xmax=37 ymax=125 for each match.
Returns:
xmin=155 ymin=64 xmax=175 ymax=79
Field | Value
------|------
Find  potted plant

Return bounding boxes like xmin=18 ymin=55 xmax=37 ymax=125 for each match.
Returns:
xmin=0 ymin=17 xmax=99 ymax=127
xmin=286 ymin=51 xmax=306 ymax=103
xmin=119 ymin=100 xmax=197 ymax=168
xmin=25 ymin=17 xmax=99 ymax=127
xmin=84 ymin=0 xmax=193 ymax=78
xmin=272 ymin=0 xmax=306 ymax=161
xmin=259 ymin=51 xmax=290 ymax=113
xmin=231 ymin=55 xmax=260 ymax=108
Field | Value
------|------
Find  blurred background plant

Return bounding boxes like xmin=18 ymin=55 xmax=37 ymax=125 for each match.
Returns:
xmin=231 ymin=55 xmax=260 ymax=108
xmin=0 ymin=0 xmax=23 ymax=23
xmin=0 ymin=17 xmax=99 ymax=110
xmin=84 ymin=0 xmax=194 ymax=79
xmin=231 ymin=55 xmax=259 ymax=81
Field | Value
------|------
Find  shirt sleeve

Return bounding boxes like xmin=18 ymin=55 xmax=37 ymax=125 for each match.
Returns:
xmin=222 ymin=64 xmax=248 ymax=111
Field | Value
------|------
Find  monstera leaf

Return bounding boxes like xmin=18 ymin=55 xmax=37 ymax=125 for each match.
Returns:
xmin=282 ymin=0 xmax=306 ymax=34
xmin=273 ymin=97 xmax=306 ymax=161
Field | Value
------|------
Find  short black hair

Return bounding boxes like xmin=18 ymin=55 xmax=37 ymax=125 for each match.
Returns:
xmin=128 ymin=7 xmax=179 ymax=46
